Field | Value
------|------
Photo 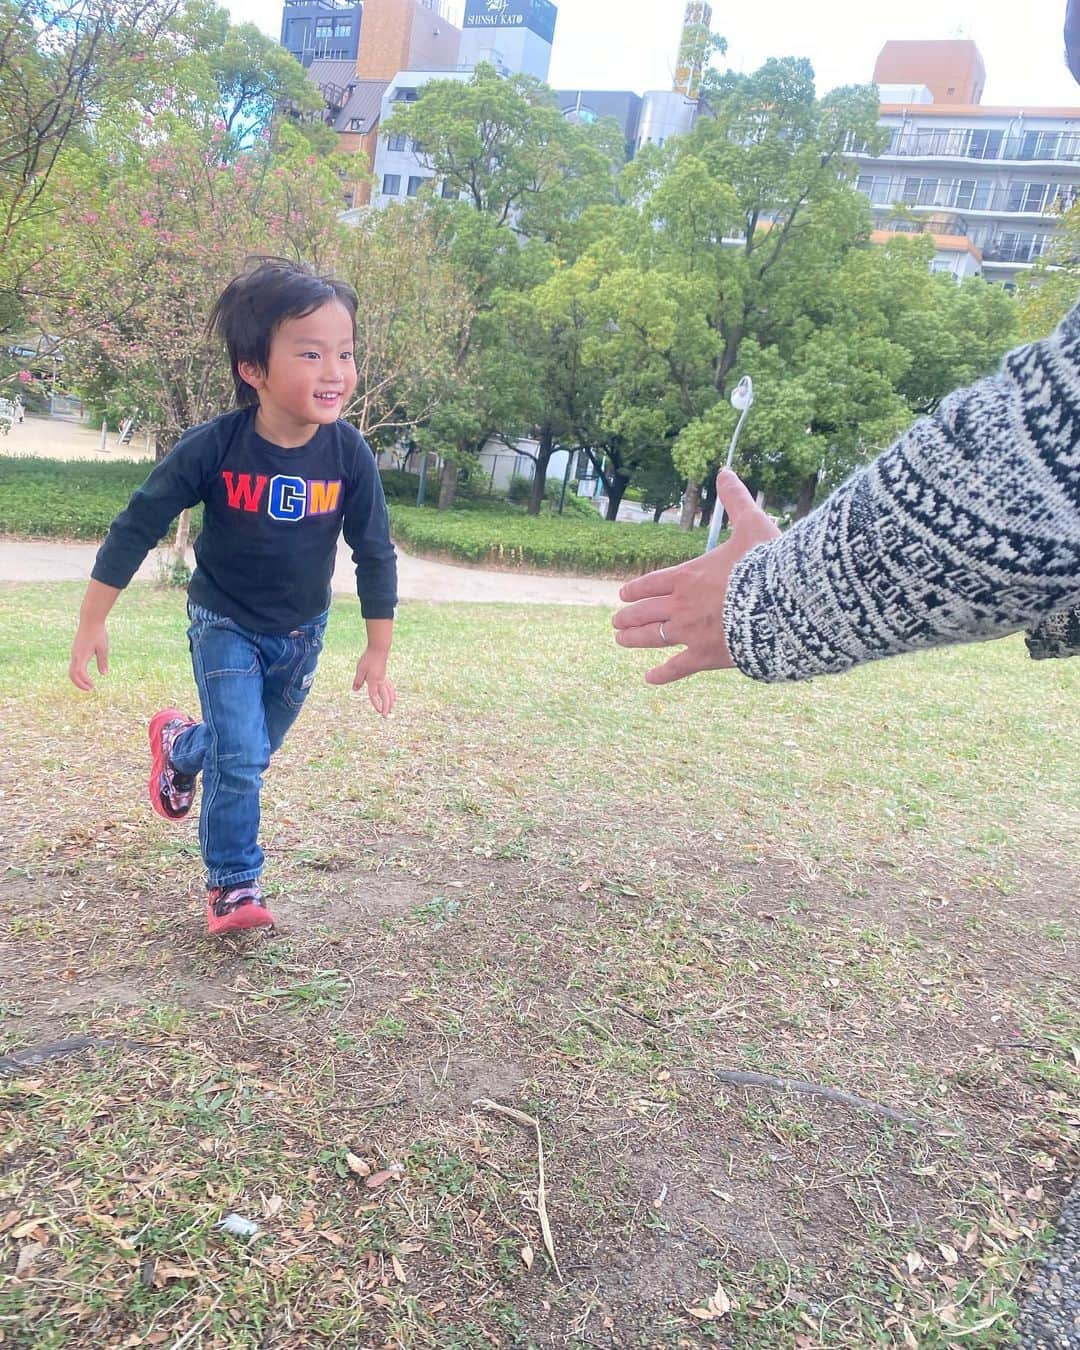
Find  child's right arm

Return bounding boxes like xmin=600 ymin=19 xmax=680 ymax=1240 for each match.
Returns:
xmin=70 ymin=579 xmax=122 ymax=691
xmin=68 ymin=422 xmax=217 ymax=691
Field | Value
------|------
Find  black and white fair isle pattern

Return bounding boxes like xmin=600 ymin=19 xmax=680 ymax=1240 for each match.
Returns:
xmin=724 ymin=305 xmax=1080 ymax=683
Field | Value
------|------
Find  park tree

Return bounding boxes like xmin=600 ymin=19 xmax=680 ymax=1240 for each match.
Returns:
xmin=383 ymin=63 xmax=621 ymax=248
xmin=381 ymin=65 xmax=621 ymax=507
xmin=0 ymin=0 xmax=184 ymax=352
xmin=33 ymin=132 xmax=345 ymax=454
xmin=167 ymin=1 xmax=324 ymax=153
xmin=1015 ymin=199 xmax=1080 ymax=341
xmin=334 ymin=204 xmax=476 ymax=443
xmin=624 ymin=58 xmax=885 ymax=526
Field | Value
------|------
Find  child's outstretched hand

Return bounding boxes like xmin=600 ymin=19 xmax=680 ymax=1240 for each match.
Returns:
xmin=353 ymin=650 xmax=396 ymax=717
xmin=69 ymin=621 xmax=109 ymax=691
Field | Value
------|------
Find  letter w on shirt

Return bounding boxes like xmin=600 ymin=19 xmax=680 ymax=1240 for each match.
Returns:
xmin=223 ymin=472 xmax=269 ymax=512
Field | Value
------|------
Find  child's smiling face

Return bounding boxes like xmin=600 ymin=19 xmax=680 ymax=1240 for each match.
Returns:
xmin=239 ymin=300 xmax=358 ymax=444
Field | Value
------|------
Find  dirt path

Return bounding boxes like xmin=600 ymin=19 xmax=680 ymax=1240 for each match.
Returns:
xmin=0 ymin=538 xmax=624 ymax=606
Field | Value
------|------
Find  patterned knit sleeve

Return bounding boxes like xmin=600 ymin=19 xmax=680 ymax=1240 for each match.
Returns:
xmin=723 ymin=305 xmax=1080 ymax=683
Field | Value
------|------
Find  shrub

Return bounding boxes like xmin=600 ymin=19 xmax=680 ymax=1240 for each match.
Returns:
xmin=0 ymin=455 xmax=197 ymax=540
xmin=388 ymin=504 xmax=709 ymax=575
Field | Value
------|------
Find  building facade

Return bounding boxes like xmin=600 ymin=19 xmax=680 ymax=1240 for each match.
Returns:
xmin=281 ymin=0 xmax=361 ymax=67
xmin=457 ymin=0 xmax=557 ymax=83
xmin=851 ymin=41 xmax=1080 ymax=283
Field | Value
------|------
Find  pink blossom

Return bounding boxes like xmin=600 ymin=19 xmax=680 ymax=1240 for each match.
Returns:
xmin=80 ymin=210 xmax=99 ymax=225
xmin=17 ymin=370 xmax=31 ymax=384
xmin=140 ymin=211 xmax=158 ymax=227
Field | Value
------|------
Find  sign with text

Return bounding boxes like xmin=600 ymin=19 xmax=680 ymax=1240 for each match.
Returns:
xmin=462 ymin=0 xmax=557 ymax=46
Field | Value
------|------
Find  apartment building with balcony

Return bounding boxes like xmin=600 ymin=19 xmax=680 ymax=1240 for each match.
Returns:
xmin=850 ymin=41 xmax=1080 ymax=283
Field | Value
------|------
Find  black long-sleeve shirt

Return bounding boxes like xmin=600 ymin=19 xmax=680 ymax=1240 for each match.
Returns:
xmin=92 ymin=409 xmax=397 ymax=632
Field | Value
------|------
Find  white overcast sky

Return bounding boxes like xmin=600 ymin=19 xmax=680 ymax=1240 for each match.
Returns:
xmin=227 ymin=0 xmax=1080 ymax=107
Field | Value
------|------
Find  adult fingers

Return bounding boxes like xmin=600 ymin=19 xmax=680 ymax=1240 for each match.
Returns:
xmin=615 ymin=620 xmax=678 ymax=649
xmin=715 ymin=468 xmax=759 ymax=526
xmin=618 ymin=562 xmax=683 ymax=604
xmin=611 ymin=595 xmax=670 ymax=632
xmin=644 ymin=648 xmax=709 ymax=686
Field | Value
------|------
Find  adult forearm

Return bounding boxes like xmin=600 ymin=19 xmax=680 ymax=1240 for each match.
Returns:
xmin=724 ymin=315 xmax=1080 ymax=683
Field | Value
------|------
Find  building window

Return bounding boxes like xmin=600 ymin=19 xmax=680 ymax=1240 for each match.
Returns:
xmin=857 ymin=174 xmax=894 ymax=206
xmin=406 ymin=175 xmax=424 ymax=197
xmin=382 ymin=173 xmax=401 ymax=195
xmin=1006 ymin=181 xmax=1051 ymax=213
xmin=386 ymin=133 xmax=408 ymax=152
xmin=968 ymin=129 xmax=1003 ymax=160
xmin=954 ymin=178 xmax=992 ymax=210
xmin=1019 ymin=131 xmax=1062 ymax=161
xmin=901 ymin=176 xmax=940 ymax=207
xmin=349 ymin=118 xmax=363 ymax=131
xmin=336 ymin=21 xmax=353 ymax=36
xmin=392 ymin=87 xmax=419 ymax=102
xmin=441 ymin=179 xmax=458 ymax=199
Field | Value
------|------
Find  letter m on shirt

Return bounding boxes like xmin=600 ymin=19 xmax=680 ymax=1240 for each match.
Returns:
xmin=309 ymin=480 xmax=342 ymax=515
xmin=223 ymin=471 xmax=269 ymax=512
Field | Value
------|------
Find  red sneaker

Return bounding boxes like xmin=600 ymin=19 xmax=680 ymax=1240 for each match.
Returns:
xmin=207 ymin=882 xmax=274 ymax=936
xmin=148 ymin=708 xmax=198 ymax=821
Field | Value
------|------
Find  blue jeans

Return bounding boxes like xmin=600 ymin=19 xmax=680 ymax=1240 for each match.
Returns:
xmin=170 ymin=602 xmax=327 ymax=890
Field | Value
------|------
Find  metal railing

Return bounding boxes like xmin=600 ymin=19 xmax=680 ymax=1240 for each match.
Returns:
xmin=851 ymin=131 xmax=1080 ymax=164
xmin=981 ymin=238 xmax=1054 ymax=264
xmin=859 ymin=179 xmax=1076 ymax=215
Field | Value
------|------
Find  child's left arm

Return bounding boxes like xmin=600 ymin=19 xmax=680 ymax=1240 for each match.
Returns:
xmin=353 ymin=618 xmax=396 ymax=717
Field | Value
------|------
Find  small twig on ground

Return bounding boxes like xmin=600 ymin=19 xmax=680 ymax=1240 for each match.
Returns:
xmin=0 ymin=1036 xmax=129 ymax=1076
xmin=474 ymin=1097 xmax=563 ymax=1282
xmin=679 ymin=1067 xmax=924 ymax=1127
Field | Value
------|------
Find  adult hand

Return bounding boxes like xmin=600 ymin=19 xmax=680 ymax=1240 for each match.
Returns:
xmin=612 ymin=469 xmax=780 ymax=685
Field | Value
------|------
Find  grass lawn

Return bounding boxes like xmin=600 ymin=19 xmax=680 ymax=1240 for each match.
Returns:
xmin=0 ymin=582 xmax=1077 ymax=1348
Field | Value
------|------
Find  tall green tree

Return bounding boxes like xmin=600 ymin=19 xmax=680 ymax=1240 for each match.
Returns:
xmin=0 ymin=0 xmax=184 ymax=326
xmin=382 ymin=64 xmax=621 ymax=507
xmin=168 ymin=1 xmax=324 ymax=153
xmin=622 ymin=58 xmax=884 ymax=525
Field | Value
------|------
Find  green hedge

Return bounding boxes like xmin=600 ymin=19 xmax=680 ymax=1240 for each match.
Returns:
xmin=0 ymin=456 xmax=713 ymax=576
xmin=388 ymin=505 xmax=707 ymax=575
xmin=0 ymin=456 xmax=154 ymax=539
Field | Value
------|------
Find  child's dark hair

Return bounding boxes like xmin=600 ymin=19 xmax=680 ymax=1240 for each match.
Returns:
xmin=209 ymin=258 xmax=359 ymax=408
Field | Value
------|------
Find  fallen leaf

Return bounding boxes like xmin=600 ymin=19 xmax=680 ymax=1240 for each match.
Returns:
xmin=264 ymin=1195 xmax=285 ymax=1219
xmin=10 ymin=1219 xmax=49 ymax=1241
xmin=345 ymin=1152 xmax=371 ymax=1177
xmin=154 ymin=1263 xmax=198 ymax=1286
xmin=521 ymin=1244 xmax=534 ymax=1270
xmin=938 ymin=1244 xmax=959 ymax=1266
xmin=14 ymin=1242 xmax=43 ymax=1279
xmin=365 ymin=1164 xmax=404 ymax=1190
xmin=391 ymin=1254 xmax=407 ymax=1284
xmin=0 ymin=1211 xmax=22 ymax=1234
xmin=905 ymin=1251 xmax=924 ymax=1275
xmin=687 ymin=1283 xmax=732 ymax=1321
xmin=902 ymin=1326 xmax=919 ymax=1349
